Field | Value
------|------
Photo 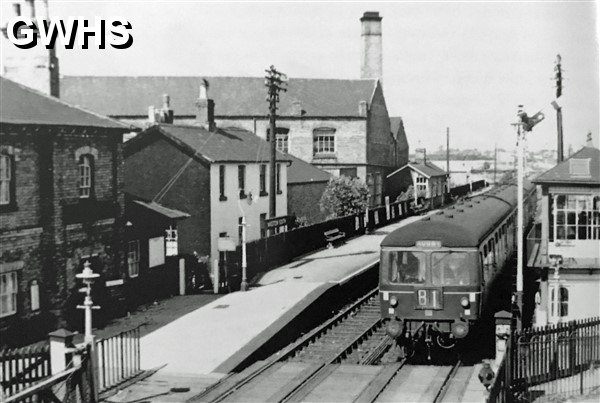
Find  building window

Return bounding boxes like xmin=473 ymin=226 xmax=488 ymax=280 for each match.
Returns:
xmin=267 ymin=128 xmax=290 ymax=154
xmin=551 ymin=286 xmax=569 ymax=318
xmin=127 ymin=240 xmax=140 ymax=278
xmin=260 ymin=164 xmax=267 ymax=195
xmin=219 ymin=165 xmax=227 ymax=201
xmin=260 ymin=213 xmax=267 ymax=238
xmin=78 ymin=154 xmax=94 ymax=199
xmin=0 ymin=153 xmax=14 ymax=206
xmin=339 ymin=168 xmax=357 ymax=178
xmin=552 ymin=195 xmax=600 ymax=241
xmin=415 ymin=176 xmax=427 ymax=197
xmin=276 ymin=164 xmax=282 ymax=194
xmin=0 ymin=271 xmax=18 ymax=318
xmin=313 ymin=128 xmax=335 ymax=155
xmin=238 ymin=165 xmax=246 ymax=198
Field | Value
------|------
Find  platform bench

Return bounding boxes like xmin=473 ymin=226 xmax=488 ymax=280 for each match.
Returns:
xmin=324 ymin=228 xmax=346 ymax=249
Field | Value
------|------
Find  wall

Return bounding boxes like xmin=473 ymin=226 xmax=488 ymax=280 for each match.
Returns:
xmin=0 ymin=126 xmax=124 ymax=346
xmin=209 ymin=162 xmax=287 ymax=268
xmin=124 ymin=135 xmax=211 ymax=259
xmin=288 ymin=181 xmax=329 ymax=224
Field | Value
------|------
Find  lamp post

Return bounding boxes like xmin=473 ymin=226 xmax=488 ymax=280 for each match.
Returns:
xmin=240 ymin=215 xmax=248 ymax=291
xmin=76 ymin=261 xmax=100 ymax=343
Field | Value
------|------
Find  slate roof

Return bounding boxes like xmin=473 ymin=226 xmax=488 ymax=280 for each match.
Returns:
xmin=387 ymin=161 xmax=447 ymax=179
xmin=390 ymin=117 xmax=403 ymax=135
xmin=127 ymin=124 xmax=291 ymax=164
xmin=381 ymin=181 xmax=535 ymax=247
xmin=61 ymin=76 xmax=378 ymax=118
xmin=533 ymin=147 xmax=600 ymax=185
xmin=132 ymin=200 xmax=190 ymax=220
xmin=286 ymin=153 xmax=331 ymax=184
xmin=0 ymin=77 xmax=129 ymax=130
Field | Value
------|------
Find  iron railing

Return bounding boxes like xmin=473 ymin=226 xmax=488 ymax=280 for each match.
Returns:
xmin=488 ymin=317 xmax=600 ymax=402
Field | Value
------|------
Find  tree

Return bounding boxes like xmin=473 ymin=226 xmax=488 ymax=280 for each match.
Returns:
xmin=320 ymin=176 xmax=369 ymax=219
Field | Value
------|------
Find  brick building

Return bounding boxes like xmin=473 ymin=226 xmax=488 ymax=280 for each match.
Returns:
xmin=527 ymin=146 xmax=600 ymax=326
xmin=124 ymin=114 xmax=290 ymax=277
xmin=0 ymin=77 xmax=131 ymax=346
xmin=60 ymin=12 xmax=410 ymax=207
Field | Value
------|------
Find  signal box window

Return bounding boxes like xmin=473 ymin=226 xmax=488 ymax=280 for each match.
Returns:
xmin=431 ymin=252 xmax=472 ymax=286
xmin=384 ymin=251 xmax=426 ymax=284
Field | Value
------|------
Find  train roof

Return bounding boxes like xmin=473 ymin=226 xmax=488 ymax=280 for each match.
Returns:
xmin=381 ymin=182 xmax=535 ymax=248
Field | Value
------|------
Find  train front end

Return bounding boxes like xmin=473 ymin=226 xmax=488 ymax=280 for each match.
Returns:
xmin=379 ymin=240 xmax=482 ymax=353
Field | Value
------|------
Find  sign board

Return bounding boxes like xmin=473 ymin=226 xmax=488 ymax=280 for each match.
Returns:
xmin=218 ymin=236 xmax=236 ymax=252
xmin=148 ymin=236 xmax=165 ymax=267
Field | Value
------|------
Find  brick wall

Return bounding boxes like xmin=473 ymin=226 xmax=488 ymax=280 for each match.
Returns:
xmin=288 ymin=181 xmax=329 ymax=224
xmin=0 ymin=125 xmax=125 ymax=347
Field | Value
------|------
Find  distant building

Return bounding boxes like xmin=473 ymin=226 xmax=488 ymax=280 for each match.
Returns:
xmin=60 ymin=12 xmax=409 ymax=206
xmin=527 ymin=146 xmax=600 ymax=325
xmin=386 ymin=150 xmax=448 ymax=208
xmin=124 ymin=103 xmax=290 ymax=275
xmin=286 ymin=154 xmax=331 ymax=224
xmin=0 ymin=77 xmax=130 ymax=345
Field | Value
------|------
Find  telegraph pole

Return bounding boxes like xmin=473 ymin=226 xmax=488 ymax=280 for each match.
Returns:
xmin=265 ymin=66 xmax=287 ymax=218
xmin=446 ymin=127 xmax=450 ymax=193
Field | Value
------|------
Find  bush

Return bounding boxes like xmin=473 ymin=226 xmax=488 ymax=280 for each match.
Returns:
xmin=319 ymin=176 xmax=369 ymax=219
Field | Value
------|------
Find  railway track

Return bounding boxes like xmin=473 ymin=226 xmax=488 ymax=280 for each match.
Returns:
xmin=192 ymin=290 xmax=466 ymax=403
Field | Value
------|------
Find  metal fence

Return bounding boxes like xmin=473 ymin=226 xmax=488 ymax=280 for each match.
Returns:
xmin=0 ymin=343 xmax=51 ymax=398
xmin=488 ymin=317 xmax=600 ymax=402
xmin=224 ymin=180 xmax=488 ymax=290
xmin=95 ymin=325 xmax=142 ymax=393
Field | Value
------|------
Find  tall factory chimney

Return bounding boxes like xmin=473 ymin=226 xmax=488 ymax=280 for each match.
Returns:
xmin=360 ymin=11 xmax=383 ymax=83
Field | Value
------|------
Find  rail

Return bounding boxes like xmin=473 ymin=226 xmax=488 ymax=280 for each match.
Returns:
xmin=0 ymin=343 xmax=50 ymax=398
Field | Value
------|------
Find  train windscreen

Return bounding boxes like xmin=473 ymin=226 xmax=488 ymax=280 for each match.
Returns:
xmin=383 ymin=251 xmax=426 ymax=284
xmin=431 ymin=252 xmax=477 ymax=286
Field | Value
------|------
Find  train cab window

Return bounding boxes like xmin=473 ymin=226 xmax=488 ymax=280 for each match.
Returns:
xmin=384 ymin=251 xmax=426 ymax=284
xmin=431 ymin=252 xmax=472 ymax=286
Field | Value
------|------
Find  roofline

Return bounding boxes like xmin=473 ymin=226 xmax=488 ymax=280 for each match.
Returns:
xmin=2 ymin=77 xmax=132 ymax=131
xmin=62 ymin=75 xmax=379 ymax=83
xmin=533 ymin=179 xmax=600 ymax=186
xmin=288 ymin=178 xmax=330 ymax=185
xmin=109 ymin=114 xmax=369 ymax=120
xmin=0 ymin=121 xmax=133 ymax=133
xmin=386 ymin=164 xmax=410 ymax=178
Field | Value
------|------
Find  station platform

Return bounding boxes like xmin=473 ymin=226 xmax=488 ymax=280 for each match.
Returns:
xmin=139 ymin=213 xmax=432 ymax=377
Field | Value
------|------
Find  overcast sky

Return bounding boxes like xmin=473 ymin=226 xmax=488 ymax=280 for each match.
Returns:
xmin=3 ymin=0 xmax=599 ymax=152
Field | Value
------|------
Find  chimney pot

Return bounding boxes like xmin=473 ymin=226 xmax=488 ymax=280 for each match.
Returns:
xmin=292 ymin=100 xmax=302 ymax=116
xmin=358 ymin=100 xmax=368 ymax=117
xmin=162 ymin=94 xmax=170 ymax=109
xmin=196 ymin=80 xmax=215 ymax=131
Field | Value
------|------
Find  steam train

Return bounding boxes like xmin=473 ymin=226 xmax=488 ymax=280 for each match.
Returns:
xmin=380 ymin=182 xmax=536 ymax=357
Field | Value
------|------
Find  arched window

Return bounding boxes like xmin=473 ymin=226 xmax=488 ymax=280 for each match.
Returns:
xmin=550 ymin=285 xmax=569 ymax=319
xmin=0 ymin=153 xmax=14 ymax=206
xmin=79 ymin=154 xmax=94 ymax=198
xmin=313 ymin=128 xmax=336 ymax=155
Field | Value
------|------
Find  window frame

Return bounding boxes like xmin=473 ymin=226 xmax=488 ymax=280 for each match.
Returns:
xmin=259 ymin=164 xmax=268 ymax=196
xmin=238 ymin=165 xmax=246 ymax=199
xmin=78 ymin=154 xmax=94 ymax=199
xmin=219 ymin=165 xmax=227 ymax=201
xmin=0 ymin=271 xmax=18 ymax=318
xmin=276 ymin=164 xmax=282 ymax=194
xmin=312 ymin=128 xmax=336 ymax=156
xmin=552 ymin=194 xmax=599 ymax=241
xmin=127 ymin=240 xmax=140 ymax=278
xmin=0 ymin=152 xmax=16 ymax=210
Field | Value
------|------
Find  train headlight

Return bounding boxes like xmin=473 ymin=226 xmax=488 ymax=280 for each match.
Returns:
xmin=389 ymin=296 xmax=398 ymax=307
xmin=451 ymin=321 xmax=469 ymax=338
xmin=460 ymin=297 xmax=470 ymax=308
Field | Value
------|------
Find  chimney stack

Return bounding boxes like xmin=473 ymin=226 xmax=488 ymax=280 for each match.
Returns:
xmin=160 ymin=93 xmax=174 ymax=123
xmin=358 ymin=100 xmax=368 ymax=117
xmin=360 ymin=11 xmax=383 ymax=83
xmin=291 ymin=100 xmax=303 ymax=116
xmin=196 ymin=79 xmax=215 ymax=131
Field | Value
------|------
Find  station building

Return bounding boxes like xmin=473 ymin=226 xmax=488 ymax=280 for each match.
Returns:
xmin=527 ymin=146 xmax=600 ymax=325
xmin=0 ymin=77 xmax=131 ymax=345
